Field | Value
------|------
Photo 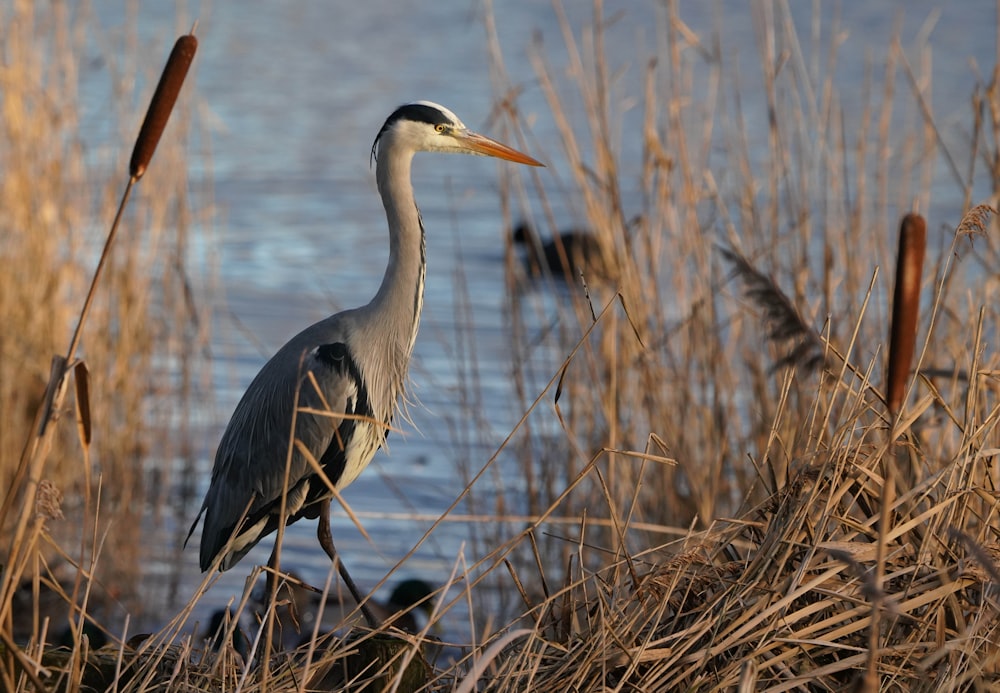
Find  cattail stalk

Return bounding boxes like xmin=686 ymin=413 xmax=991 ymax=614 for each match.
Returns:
xmin=3 ymin=29 xmax=198 ymax=554
xmin=57 ymin=30 xmax=198 ymax=427
xmin=886 ymin=213 xmax=927 ymax=417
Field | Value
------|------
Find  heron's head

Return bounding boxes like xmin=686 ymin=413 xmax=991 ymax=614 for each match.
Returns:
xmin=371 ymin=100 xmax=543 ymax=167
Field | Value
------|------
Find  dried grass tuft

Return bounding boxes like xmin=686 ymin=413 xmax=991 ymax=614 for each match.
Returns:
xmin=472 ymin=419 xmax=1000 ymax=691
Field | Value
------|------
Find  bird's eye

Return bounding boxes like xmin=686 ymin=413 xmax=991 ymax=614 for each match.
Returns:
xmin=435 ymin=123 xmax=447 ymax=133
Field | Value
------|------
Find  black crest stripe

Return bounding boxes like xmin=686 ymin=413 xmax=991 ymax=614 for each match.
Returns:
xmin=371 ymin=103 xmax=453 ymax=165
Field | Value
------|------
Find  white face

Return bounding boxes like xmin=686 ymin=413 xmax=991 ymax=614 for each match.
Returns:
xmin=372 ymin=101 xmax=469 ymax=162
xmin=372 ymin=101 xmax=541 ymax=166
xmin=388 ymin=118 xmax=466 ymax=155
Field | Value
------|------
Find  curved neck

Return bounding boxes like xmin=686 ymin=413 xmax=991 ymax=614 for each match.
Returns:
xmin=356 ymin=139 xmax=426 ymax=419
xmin=371 ymin=141 xmax=426 ymax=341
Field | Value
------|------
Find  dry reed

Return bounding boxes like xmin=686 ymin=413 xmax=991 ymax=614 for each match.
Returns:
xmin=457 ymin=0 xmax=1000 ymax=690
xmin=0 ymin=3 xmax=208 ymax=688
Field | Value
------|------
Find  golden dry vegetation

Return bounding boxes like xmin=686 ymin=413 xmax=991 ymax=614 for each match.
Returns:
xmin=3 ymin=1 xmax=1000 ymax=691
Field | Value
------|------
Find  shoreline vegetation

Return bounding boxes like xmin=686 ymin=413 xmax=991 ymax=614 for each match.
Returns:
xmin=3 ymin=2 xmax=1000 ymax=691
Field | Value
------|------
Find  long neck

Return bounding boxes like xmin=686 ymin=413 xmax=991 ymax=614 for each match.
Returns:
xmin=357 ymin=140 xmax=426 ymax=421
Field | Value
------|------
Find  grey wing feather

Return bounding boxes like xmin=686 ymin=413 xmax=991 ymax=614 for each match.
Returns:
xmin=195 ymin=320 xmax=355 ymax=570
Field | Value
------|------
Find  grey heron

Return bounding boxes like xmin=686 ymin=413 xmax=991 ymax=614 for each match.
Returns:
xmin=187 ymin=101 xmax=541 ymax=626
xmin=512 ymin=221 xmax=617 ymax=283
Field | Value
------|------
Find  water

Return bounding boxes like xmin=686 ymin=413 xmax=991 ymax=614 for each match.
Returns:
xmin=99 ymin=0 xmax=996 ymax=645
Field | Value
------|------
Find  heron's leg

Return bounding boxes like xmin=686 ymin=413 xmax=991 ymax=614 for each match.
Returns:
xmin=316 ymin=497 xmax=380 ymax=628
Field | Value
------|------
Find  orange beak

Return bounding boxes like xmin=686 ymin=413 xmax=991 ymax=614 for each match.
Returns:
xmin=457 ymin=130 xmax=544 ymax=167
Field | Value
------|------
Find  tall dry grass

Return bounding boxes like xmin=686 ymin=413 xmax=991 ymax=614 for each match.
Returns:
xmin=441 ymin=0 xmax=1000 ymax=689
xmin=474 ymin=0 xmax=998 ymax=586
xmin=0 ymin=0 xmax=208 ymax=647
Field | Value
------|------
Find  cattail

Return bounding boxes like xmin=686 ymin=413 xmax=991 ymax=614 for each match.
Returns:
xmin=886 ymin=213 xmax=926 ymax=417
xmin=73 ymin=361 xmax=92 ymax=446
xmin=129 ymin=32 xmax=198 ymax=180
xmin=52 ymin=30 xmax=198 ymax=431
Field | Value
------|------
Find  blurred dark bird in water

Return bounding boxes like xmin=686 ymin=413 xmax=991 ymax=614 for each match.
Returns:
xmin=252 ymin=575 xmax=437 ymax=649
xmin=55 ymin=621 xmax=109 ymax=650
xmin=12 ymin=567 xmax=114 ymax=649
xmin=204 ymin=608 xmax=250 ymax=658
xmin=366 ymin=578 xmax=436 ymax=633
xmin=512 ymin=221 xmax=618 ymax=283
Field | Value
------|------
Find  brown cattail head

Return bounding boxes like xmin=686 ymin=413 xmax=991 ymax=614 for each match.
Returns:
xmin=886 ymin=213 xmax=927 ymax=417
xmin=129 ymin=32 xmax=198 ymax=180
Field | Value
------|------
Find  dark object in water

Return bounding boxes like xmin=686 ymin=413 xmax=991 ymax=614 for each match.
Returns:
xmin=205 ymin=608 xmax=250 ymax=658
xmin=56 ymin=620 xmax=109 ymax=650
xmin=250 ymin=575 xmax=437 ymax=649
xmin=512 ymin=222 xmax=617 ymax=283
xmin=311 ymin=577 xmax=437 ymax=635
